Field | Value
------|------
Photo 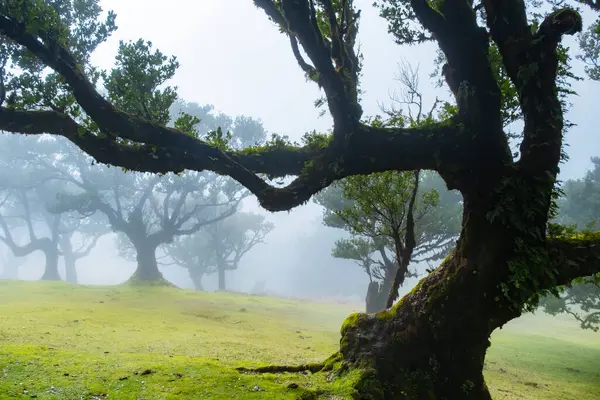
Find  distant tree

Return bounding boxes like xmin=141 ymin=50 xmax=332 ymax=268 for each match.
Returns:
xmin=166 ymin=210 xmax=274 ymax=291
xmin=0 ymin=135 xmax=107 ymax=281
xmin=539 ymin=158 xmax=600 ymax=331
xmin=315 ymin=169 xmax=459 ymax=312
xmin=53 ymin=166 xmax=244 ymax=284
xmin=556 ymin=157 xmax=600 ymax=229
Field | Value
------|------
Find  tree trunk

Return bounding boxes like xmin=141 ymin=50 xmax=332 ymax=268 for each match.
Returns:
xmin=40 ymin=248 xmax=61 ymax=281
xmin=129 ymin=241 xmax=167 ymax=284
xmin=217 ymin=262 xmax=226 ymax=291
xmin=63 ymin=255 xmax=78 ymax=284
xmin=365 ymin=265 xmax=396 ymax=313
xmin=340 ymin=210 xmax=519 ymax=399
xmin=60 ymin=238 xmax=78 ymax=284
xmin=188 ymin=267 xmax=205 ymax=291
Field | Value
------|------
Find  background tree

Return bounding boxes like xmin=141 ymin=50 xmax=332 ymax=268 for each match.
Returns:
xmin=3 ymin=0 xmax=600 ymax=398
xmin=537 ymin=157 xmax=600 ymax=331
xmin=0 ymin=134 xmax=106 ymax=281
xmin=53 ymin=165 xmax=244 ymax=284
xmin=315 ymin=169 xmax=459 ymax=312
xmin=165 ymin=210 xmax=274 ymax=291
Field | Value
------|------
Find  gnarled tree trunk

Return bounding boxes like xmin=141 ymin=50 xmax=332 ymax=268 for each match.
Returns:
xmin=340 ymin=207 xmax=518 ymax=399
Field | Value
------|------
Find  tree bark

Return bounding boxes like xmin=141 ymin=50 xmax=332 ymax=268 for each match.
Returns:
xmin=340 ymin=206 xmax=519 ymax=399
xmin=40 ymin=248 xmax=61 ymax=281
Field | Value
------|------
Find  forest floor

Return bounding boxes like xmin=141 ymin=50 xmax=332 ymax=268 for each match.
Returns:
xmin=0 ymin=280 xmax=598 ymax=399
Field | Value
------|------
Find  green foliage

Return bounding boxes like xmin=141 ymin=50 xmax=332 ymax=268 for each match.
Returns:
xmin=373 ymin=0 xmax=432 ymax=45
xmin=315 ymin=170 xmax=459 ymax=282
xmin=104 ymin=39 xmax=179 ymax=125
xmin=578 ymin=18 xmax=600 ymax=80
xmin=556 ymin=157 xmax=600 ymax=228
xmin=0 ymin=0 xmax=116 ymax=111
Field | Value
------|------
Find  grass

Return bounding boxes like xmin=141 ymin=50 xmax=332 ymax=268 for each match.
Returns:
xmin=0 ymin=281 xmax=598 ymax=399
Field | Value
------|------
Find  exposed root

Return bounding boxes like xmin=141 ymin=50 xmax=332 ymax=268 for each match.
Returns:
xmin=236 ymin=362 xmax=326 ymax=374
xmin=236 ymin=352 xmax=344 ymax=375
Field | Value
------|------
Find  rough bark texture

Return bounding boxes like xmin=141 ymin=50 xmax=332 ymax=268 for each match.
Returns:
xmin=340 ymin=205 xmax=518 ymax=399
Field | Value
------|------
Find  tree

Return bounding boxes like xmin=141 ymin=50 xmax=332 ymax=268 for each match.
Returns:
xmin=53 ymin=165 xmax=244 ymax=284
xmin=556 ymin=157 xmax=600 ymax=229
xmin=165 ymin=210 xmax=274 ymax=290
xmin=538 ymin=158 xmax=600 ymax=331
xmin=2 ymin=0 xmax=600 ymax=397
xmin=315 ymin=169 xmax=459 ymax=312
xmin=0 ymin=134 xmax=106 ymax=282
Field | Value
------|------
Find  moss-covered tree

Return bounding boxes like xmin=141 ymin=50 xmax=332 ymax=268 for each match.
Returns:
xmin=1 ymin=0 xmax=600 ymax=398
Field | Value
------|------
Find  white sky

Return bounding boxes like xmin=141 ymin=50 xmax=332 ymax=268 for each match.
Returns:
xmin=60 ymin=0 xmax=600 ymax=291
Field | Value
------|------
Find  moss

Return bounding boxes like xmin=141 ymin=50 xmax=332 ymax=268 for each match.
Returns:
xmin=350 ymin=368 xmax=387 ymax=399
xmin=340 ymin=312 xmax=363 ymax=333
xmin=322 ymin=352 xmax=343 ymax=371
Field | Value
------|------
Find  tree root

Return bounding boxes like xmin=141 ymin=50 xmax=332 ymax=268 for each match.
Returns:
xmin=236 ymin=362 xmax=326 ymax=374
xmin=235 ymin=352 xmax=343 ymax=375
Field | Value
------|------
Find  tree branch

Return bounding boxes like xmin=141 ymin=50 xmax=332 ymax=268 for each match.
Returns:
xmin=481 ymin=3 xmax=583 ymax=177
xmin=545 ymin=236 xmax=600 ymax=290
xmin=0 ymin=7 xmax=476 ymax=211
xmin=255 ymin=0 xmax=362 ymax=131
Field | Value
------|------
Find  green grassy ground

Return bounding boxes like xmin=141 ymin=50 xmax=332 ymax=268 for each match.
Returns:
xmin=0 ymin=281 xmax=598 ymax=399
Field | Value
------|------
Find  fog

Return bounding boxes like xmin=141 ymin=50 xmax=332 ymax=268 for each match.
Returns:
xmin=1 ymin=0 xmax=599 ymax=307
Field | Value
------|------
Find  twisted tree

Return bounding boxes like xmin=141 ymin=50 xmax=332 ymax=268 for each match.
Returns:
xmin=1 ymin=0 xmax=600 ymax=398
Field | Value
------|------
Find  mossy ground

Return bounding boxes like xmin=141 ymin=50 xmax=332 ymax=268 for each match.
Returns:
xmin=0 ymin=280 xmax=598 ymax=399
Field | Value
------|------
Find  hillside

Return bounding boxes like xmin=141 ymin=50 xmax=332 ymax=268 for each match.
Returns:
xmin=0 ymin=281 xmax=598 ymax=399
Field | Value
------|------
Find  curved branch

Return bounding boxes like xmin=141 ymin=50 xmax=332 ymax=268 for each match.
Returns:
xmin=0 ymin=102 xmax=464 ymax=211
